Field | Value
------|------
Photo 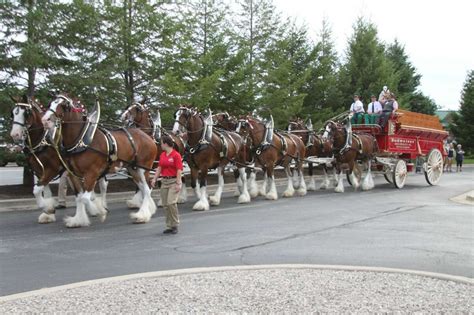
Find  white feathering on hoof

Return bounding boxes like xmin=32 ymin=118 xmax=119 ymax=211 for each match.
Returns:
xmin=177 ymin=182 xmax=187 ymax=204
xmin=362 ymin=169 xmax=375 ymax=191
xmin=64 ymin=195 xmax=90 ymax=228
xmin=282 ymin=176 xmax=295 ymax=198
xmin=193 ymin=186 xmax=209 ymax=211
xmin=292 ymin=170 xmax=300 ymax=189
xmin=38 ymin=212 xmax=56 ymax=224
xmin=334 ymin=176 xmax=344 ymax=193
xmin=237 ymin=167 xmax=251 ymax=204
xmin=296 ymin=173 xmax=307 ymax=196
xmin=248 ymin=172 xmax=259 ymax=198
xmin=130 ymin=169 xmax=153 ymax=223
xmin=350 ymin=172 xmax=360 ymax=191
xmin=265 ymin=176 xmax=278 ymax=200
xmin=307 ymin=176 xmax=316 ymax=191
xmin=126 ymin=191 xmax=142 ymax=209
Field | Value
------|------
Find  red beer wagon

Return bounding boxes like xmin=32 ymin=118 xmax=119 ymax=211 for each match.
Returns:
xmin=351 ymin=110 xmax=448 ymax=188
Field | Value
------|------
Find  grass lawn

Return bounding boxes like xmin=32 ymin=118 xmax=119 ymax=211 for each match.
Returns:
xmin=463 ymin=159 xmax=474 ymax=164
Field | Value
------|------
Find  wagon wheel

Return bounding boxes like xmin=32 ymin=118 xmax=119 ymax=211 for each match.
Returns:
xmin=424 ymin=148 xmax=443 ymax=186
xmin=346 ymin=163 xmax=362 ymax=186
xmin=392 ymin=159 xmax=407 ymax=189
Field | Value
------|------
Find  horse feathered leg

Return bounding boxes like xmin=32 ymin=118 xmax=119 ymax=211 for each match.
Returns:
xmin=319 ymin=166 xmax=330 ymax=190
xmin=234 ymin=169 xmax=243 ymax=197
xmin=177 ymin=175 xmax=187 ymax=204
xmin=82 ymin=190 xmax=107 ymax=222
xmin=296 ymin=165 xmax=307 ymax=196
xmin=266 ymin=174 xmax=278 ymax=200
xmin=35 ymin=184 xmax=56 ymax=223
xmin=193 ymin=169 xmax=209 ymax=211
xmin=126 ymin=188 xmax=142 ymax=209
xmin=129 ymin=169 xmax=155 ymax=223
xmin=209 ymin=166 xmax=224 ymax=206
xmin=362 ymin=160 xmax=375 ymax=191
xmin=248 ymin=170 xmax=259 ymax=198
xmin=64 ymin=193 xmax=90 ymax=228
xmin=237 ymin=167 xmax=251 ymax=203
xmin=94 ymin=177 xmax=109 ymax=212
xmin=334 ymin=166 xmax=345 ymax=193
xmin=283 ymin=166 xmax=295 ymax=197
xmin=259 ymin=171 xmax=268 ymax=196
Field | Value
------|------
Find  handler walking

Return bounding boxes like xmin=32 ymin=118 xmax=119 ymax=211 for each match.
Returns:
xmin=151 ymin=135 xmax=183 ymax=234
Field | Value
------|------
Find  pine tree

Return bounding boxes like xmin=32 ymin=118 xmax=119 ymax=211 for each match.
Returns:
xmin=234 ymin=0 xmax=283 ymax=112
xmin=386 ymin=39 xmax=421 ymax=105
xmin=338 ymin=18 xmax=397 ymax=108
xmin=261 ymin=22 xmax=312 ymax=127
xmin=451 ymin=70 xmax=474 ymax=153
xmin=302 ymin=19 xmax=342 ymax=124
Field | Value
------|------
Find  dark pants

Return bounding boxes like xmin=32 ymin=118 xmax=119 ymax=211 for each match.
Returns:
xmin=379 ymin=111 xmax=392 ymax=129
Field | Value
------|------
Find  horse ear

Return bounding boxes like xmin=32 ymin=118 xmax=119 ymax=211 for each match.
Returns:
xmin=10 ymin=95 xmax=21 ymax=103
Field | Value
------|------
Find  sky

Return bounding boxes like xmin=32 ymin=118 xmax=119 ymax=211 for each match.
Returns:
xmin=274 ymin=0 xmax=474 ymax=110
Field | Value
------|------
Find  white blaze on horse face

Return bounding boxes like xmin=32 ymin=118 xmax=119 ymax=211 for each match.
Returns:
xmin=172 ymin=110 xmax=181 ymax=134
xmin=322 ymin=125 xmax=331 ymax=140
xmin=120 ymin=108 xmax=130 ymax=122
xmin=42 ymin=98 xmax=62 ymax=129
xmin=10 ymin=107 xmax=26 ymax=141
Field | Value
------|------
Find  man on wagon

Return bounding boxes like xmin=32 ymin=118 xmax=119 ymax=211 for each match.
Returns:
xmin=379 ymin=92 xmax=399 ymax=129
xmin=366 ymin=94 xmax=382 ymax=124
xmin=378 ymin=85 xmax=390 ymax=105
xmin=350 ymin=94 xmax=365 ymax=124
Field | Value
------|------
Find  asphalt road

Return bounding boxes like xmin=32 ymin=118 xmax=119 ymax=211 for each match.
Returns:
xmin=0 ymin=169 xmax=473 ymax=296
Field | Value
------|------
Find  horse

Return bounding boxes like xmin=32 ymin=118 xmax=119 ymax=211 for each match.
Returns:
xmin=287 ymin=118 xmax=336 ymax=190
xmin=173 ymin=106 xmax=250 ymax=210
xmin=41 ymin=93 xmax=157 ymax=227
xmin=213 ymin=112 xmax=259 ymax=199
xmin=120 ymin=101 xmax=188 ymax=207
xmin=236 ymin=115 xmax=307 ymax=200
xmin=322 ymin=118 xmax=378 ymax=193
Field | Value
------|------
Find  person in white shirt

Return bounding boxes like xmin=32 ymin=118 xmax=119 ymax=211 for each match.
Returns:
xmin=350 ymin=94 xmax=364 ymax=124
xmin=378 ymin=86 xmax=390 ymax=105
xmin=367 ymin=94 xmax=382 ymax=124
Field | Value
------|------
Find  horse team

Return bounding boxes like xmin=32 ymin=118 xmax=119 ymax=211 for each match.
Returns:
xmin=9 ymin=93 xmax=378 ymax=228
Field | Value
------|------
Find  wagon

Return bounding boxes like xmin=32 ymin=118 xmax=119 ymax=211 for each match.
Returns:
xmin=350 ymin=110 xmax=448 ymax=188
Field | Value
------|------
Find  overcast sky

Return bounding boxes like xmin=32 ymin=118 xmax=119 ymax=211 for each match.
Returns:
xmin=274 ymin=0 xmax=474 ymax=110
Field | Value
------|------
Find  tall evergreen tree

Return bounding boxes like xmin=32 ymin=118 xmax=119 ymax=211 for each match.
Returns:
xmin=338 ymin=18 xmax=397 ymax=108
xmin=450 ymin=70 xmax=474 ymax=153
xmin=386 ymin=39 xmax=421 ymax=104
xmin=302 ymin=19 xmax=342 ymax=124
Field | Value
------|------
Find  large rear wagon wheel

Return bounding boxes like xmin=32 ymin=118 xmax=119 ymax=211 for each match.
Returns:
xmin=424 ymin=148 xmax=443 ymax=186
xmin=346 ymin=163 xmax=362 ymax=186
xmin=392 ymin=159 xmax=407 ymax=189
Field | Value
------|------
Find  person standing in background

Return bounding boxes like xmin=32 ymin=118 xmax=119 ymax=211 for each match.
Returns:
xmin=151 ymin=135 xmax=183 ymax=235
xmin=456 ymin=144 xmax=465 ymax=172
xmin=446 ymin=143 xmax=455 ymax=172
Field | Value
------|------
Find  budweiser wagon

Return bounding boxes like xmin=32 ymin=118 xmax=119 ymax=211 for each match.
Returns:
xmin=351 ymin=110 xmax=448 ymax=188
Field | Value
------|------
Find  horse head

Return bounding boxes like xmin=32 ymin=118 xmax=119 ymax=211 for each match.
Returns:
xmin=42 ymin=93 xmax=85 ymax=133
xmin=213 ymin=111 xmax=236 ymax=131
xmin=10 ymin=95 xmax=45 ymax=143
xmin=172 ymin=105 xmax=199 ymax=135
xmin=120 ymin=102 xmax=149 ymax=127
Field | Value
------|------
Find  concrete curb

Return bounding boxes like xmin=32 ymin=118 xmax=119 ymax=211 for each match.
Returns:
xmin=1 ymin=264 xmax=472 ymax=301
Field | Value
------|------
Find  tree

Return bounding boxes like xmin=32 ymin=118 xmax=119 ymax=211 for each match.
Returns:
xmin=386 ymin=39 xmax=421 ymax=104
xmin=450 ymin=70 xmax=474 ymax=153
xmin=261 ymin=22 xmax=312 ymax=127
xmin=408 ymin=91 xmax=438 ymax=115
xmin=0 ymin=0 xmax=68 ymax=185
xmin=302 ymin=19 xmax=342 ymax=124
xmin=338 ymin=18 xmax=397 ymax=108
xmin=233 ymin=0 xmax=283 ymax=112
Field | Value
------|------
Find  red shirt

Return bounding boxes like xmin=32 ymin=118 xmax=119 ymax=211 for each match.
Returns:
xmin=159 ymin=150 xmax=183 ymax=177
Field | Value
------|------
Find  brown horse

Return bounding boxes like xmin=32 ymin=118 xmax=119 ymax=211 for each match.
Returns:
xmin=236 ymin=115 xmax=307 ymax=200
xmin=213 ymin=112 xmax=259 ymax=198
xmin=42 ymin=93 xmax=157 ymax=227
xmin=173 ymin=106 xmax=249 ymax=210
xmin=10 ymin=95 xmax=109 ymax=224
xmin=287 ymin=118 xmax=336 ymax=190
xmin=120 ymin=101 xmax=188 ymax=206
xmin=322 ymin=117 xmax=378 ymax=192
xmin=10 ymin=96 xmax=62 ymax=222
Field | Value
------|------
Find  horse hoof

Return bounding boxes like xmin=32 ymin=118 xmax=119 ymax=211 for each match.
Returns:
xmin=192 ymin=200 xmax=209 ymax=211
xmin=38 ymin=212 xmax=56 ymax=224
xmin=296 ymin=188 xmax=307 ymax=196
xmin=64 ymin=216 xmax=90 ymax=228
xmin=209 ymin=196 xmax=220 ymax=206
xmin=265 ymin=192 xmax=278 ymax=200
xmin=237 ymin=193 xmax=251 ymax=204
xmin=282 ymin=190 xmax=295 ymax=198
xmin=334 ymin=187 xmax=344 ymax=193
